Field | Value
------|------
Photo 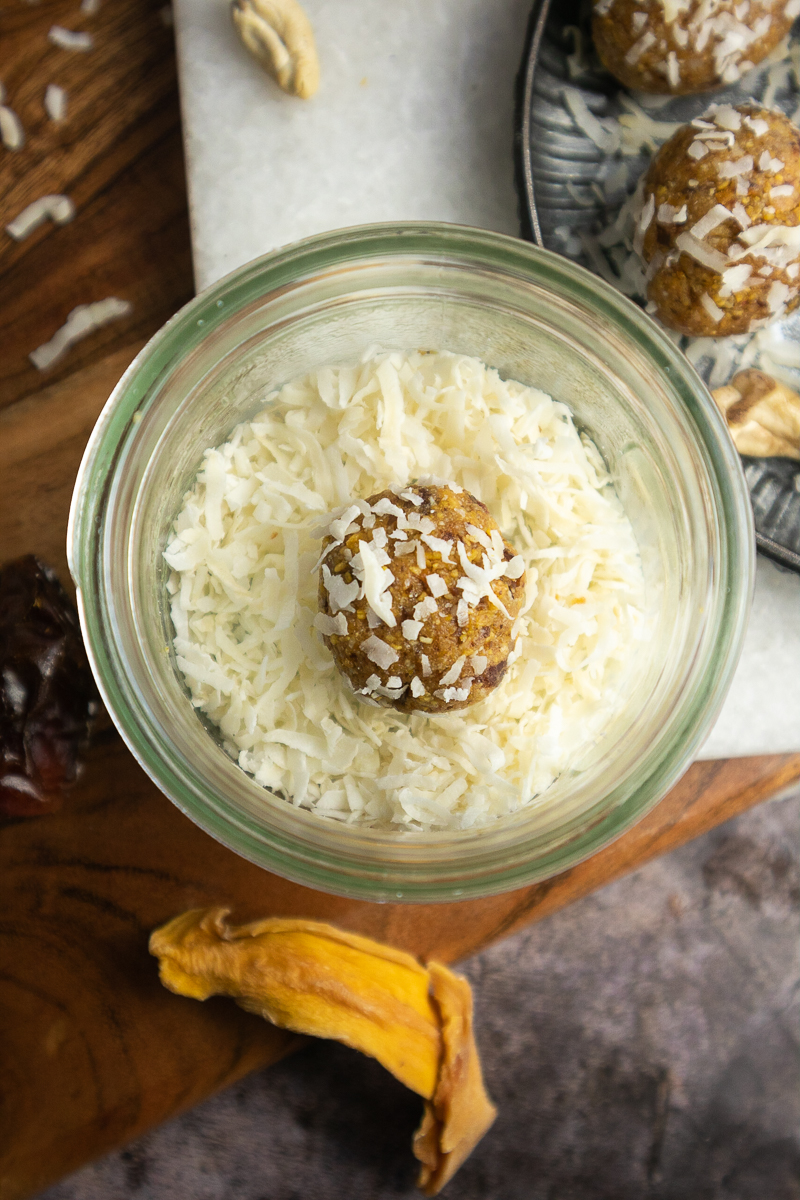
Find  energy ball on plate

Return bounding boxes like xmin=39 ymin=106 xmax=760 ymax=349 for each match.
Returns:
xmin=592 ymin=0 xmax=797 ymax=94
xmin=315 ymin=482 xmax=526 ymax=714
xmin=636 ymin=103 xmax=800 ymax=336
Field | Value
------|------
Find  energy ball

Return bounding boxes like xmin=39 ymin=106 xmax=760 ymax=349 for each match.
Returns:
xmin=315 ymin=483 xmax=526 ymax=714
xmin=592 ymin=0 xmax=796 ymax=94
xmin=636 ymin=103 xmax=800 ymax=336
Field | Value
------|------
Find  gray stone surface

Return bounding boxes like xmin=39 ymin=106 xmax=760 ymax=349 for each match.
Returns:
xmin=41 ymin=792 xmax=799 ymax=1200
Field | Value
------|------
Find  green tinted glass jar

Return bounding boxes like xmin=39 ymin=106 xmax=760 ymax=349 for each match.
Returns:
xmin=68 ymin=223 xmax=753 ymax=902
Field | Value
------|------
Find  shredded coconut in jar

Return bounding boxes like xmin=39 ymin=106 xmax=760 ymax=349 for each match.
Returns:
xmin=164 ymin=350 xmax=647 ymax=832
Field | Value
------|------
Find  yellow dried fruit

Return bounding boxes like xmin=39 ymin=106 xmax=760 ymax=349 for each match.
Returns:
xmin=149 ymin=909 xmax=496 ymax=1194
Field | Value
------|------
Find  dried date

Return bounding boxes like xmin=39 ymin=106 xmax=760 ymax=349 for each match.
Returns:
xmin=0 ymin=556 xmax=100 ymax=818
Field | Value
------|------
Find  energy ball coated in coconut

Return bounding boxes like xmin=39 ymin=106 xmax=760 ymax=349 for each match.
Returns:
xmin=636 ymin=103 xmax=800 ymax=337
xmin=592 ymin=0 xmax=797 ymax=95
xmin=316 ymin=483 xmax=526 ymax=714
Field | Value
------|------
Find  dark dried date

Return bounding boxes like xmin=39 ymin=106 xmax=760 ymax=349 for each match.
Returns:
xmin=0 ymin=556 xmax=100 ymax=817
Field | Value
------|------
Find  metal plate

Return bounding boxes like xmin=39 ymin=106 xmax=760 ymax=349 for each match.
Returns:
xmin=514 ymin=0 xmax=800 ymax=572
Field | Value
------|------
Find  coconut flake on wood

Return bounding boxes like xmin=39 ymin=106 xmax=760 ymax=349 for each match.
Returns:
xmin=6 ymin=194 xmax=75 ymax=240
xmin=0 ymin=107 xmax=24 ymax=150
xmin=44 ymin=84 xmax=68 ymax=122
xmin=48 ymin=26 xmax=93 ymax=50
xmin=29 ymin=298 xmax=132 ymax=370
xmin=362 ymin=635 xmax=399 ymax=670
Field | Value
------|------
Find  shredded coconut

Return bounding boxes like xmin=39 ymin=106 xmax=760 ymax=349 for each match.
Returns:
xmin=362 ymin=634 xmax=399 ymax=670
xmin=425 ymin=573 xmax=448 ymax=599
xmin=563 ymin=87 xmax=620 ymax=154
xmin=719 ymin=262 xmax=753 ymax=296
xmin=6 ymin=194 xmax=75 ymax=241
xmin=166 ymin=350 xmax=646 ymax=832
xmin=439 ymin=656 xmax=467 ymax=688
xmin=29 ymin=298 xmax=132 ymax=370
xmin=690 ymin=203 xmax=737 ymax=240
xmin=420 ymin=533 xmax=452 ymax=560
xmin=44 ymin=84 xmax=68 ymax=122
xmin=413 ymin=595 xmax=438 ymax=622
xmin=700 ymin=292 xmax=725 ymax=322
xmin=0 ymin=106 xmax=24 ymax=151
xmin=717 ymin=155 xmax=754 ymax=178
xmin=48 ymin=26 xmax=93 ymax=50
xmin=675 ymin=232 xmax=730 ymax=273
xmin=314 ymin=612 xmax=347 ymax=637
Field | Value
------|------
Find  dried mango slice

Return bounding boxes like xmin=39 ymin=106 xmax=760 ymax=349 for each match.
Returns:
xmin=149 ymin=909 xmax=496 ymax=1194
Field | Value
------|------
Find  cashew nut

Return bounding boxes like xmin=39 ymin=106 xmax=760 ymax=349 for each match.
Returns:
xmin=231 ymin=0 xmax=319 ymax=99
xmin=712 ymin=369 xmax=800 ymax=460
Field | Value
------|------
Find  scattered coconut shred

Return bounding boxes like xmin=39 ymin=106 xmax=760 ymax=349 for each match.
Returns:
xmin=164 ymin=350 xmax=646 ymax=831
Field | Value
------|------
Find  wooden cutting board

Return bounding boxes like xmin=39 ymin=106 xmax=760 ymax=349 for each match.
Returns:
xmin=1 ymin=3 xmax=799 ymax=1199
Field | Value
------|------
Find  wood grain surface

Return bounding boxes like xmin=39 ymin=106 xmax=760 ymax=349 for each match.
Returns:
xmin=1 ymin=3 xmax=799 ymax=1199
xmin=1 ymin=736 xmax=797 ymax=1200
xmin=0 ymin=0 xmax=192 ymax=411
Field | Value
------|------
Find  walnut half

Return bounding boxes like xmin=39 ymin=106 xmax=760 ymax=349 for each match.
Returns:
xmin=712 ymin=369 xmax=800 ymax=460
xmin=231 ymin=0 xmax=319 ymax=99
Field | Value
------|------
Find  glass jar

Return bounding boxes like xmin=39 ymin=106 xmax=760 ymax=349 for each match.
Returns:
xmin=68 ymin=223 xmax=753 ymax=902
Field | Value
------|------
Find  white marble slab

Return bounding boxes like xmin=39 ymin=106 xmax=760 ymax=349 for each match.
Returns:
xmin=173 ymin=0 xmax=533 ymax=289
xmin=173 ymin=0 xmax=799 ymax=758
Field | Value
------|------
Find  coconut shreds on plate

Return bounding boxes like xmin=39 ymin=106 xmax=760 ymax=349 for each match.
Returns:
xmin=164 ymin=350 xmax=646 ymax=832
